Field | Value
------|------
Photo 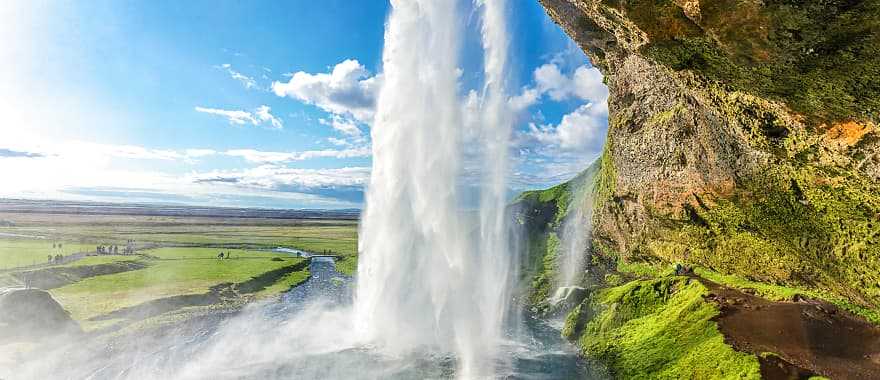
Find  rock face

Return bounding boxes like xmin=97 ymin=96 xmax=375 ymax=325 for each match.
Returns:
xmin=539 ymin=0 xmax=880 ymax=308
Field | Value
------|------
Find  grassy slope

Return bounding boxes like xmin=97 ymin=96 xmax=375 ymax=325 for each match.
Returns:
xmin=50 ymin=247 xmax=308 ymax=330
xmin=514 ymin=162 xmax=599 ymax=304
xmin=564 ymin=277 xmax=761 ymax=379
xmin=517 ymin=167 xmax=766 ymax=378
xmin=516 ymin=182 xmax=569 ymax=304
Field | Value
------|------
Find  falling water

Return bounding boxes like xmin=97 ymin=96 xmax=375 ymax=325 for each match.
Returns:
xmin=558 ymin=193 xmax=591 ymax=287
xmin=475 ymin=0 xmax=516 ymax=374
xmin=355 ymin=0 xmax=515 ymax=377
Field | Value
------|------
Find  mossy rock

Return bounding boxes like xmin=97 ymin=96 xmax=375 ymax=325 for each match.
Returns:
xmin=565 ymin=277 xmax=761 ymax=379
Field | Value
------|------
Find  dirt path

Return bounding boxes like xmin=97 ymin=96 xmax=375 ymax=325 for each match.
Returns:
xmin=699 ymin=278 xmax=880 ymax=379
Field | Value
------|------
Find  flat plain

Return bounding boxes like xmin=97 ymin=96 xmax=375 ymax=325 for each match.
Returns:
xmin=0 ymin=210 xmax=358 ymax=331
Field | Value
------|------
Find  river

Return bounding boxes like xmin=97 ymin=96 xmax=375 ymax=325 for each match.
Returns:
xmin=10 ymin=257 xmax=605 ymax=379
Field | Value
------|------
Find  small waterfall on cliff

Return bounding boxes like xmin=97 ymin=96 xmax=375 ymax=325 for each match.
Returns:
xmin=354 ymin=0 xmax=515 ymax=377
xmin=558 ymin=191 xmax=592 ymax=287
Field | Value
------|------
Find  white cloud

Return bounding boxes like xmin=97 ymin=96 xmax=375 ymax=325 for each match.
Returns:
xmin=195 ymin=105 xmax=283 ymax=129
xmin=534 ymin=63 xmax=570 ymax=101
xmin=525 ymin=103 xmax=607 ymax=151
xmin=255 ymin=105 xmax=283 ymax=129
xmin=189 ymin=165 xmax=370 ymax=190
xmin=184 ymin=149 xmax=217 ymax=158
xmin=219 ymin=63 xmax=257 ymax=90
xmin=319 ymin=116 xmax=361 ymax=137
xmin=508 ymin=87 xmax=540 ymax=112
xmin=504 ymin=61 xmax=610 ymax=186
xmin=510 ymin=63 xmax=608 ymax=110
xmin=225 ymin=146 xmax=370 ymax=164
xmin=195 ymin=106 xmax=258 ymax=125
xmin=271 ymin=59 xmax=379 ymax=124
xmin=327 ymin=137 xmax=350 ymax=147
xmin=571 ymin=66 xmax=607 ymax=103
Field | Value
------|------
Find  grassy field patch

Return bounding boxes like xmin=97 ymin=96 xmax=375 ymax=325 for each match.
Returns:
xmin=50 ymin=247 xmax=308 ymax=330
xmin=0 ymin=239 xmax=95 ymax=270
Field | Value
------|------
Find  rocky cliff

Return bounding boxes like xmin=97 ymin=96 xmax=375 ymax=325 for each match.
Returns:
xmin=538 ymin=0 xmax=880 ymax=310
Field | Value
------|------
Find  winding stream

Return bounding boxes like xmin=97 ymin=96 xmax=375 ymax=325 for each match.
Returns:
xmin=13 ymin=257 xmax=605 ymax=379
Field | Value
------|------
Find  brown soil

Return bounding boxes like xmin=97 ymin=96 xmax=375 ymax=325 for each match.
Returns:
xmin=700 ymin=278 xmax=880 ymax=379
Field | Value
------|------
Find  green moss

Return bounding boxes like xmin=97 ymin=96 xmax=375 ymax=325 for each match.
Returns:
xmin=594 ymin=137 xmax=617 ymax=208
xmin=616 ymin=259 xmax=671 ymax=278
xmin=566 ymin=277 xmax=761 ymax=379
xmin=612 ymin=0 xmax=880 ymax=125
xmin=629 ymin=160 xmax=880 ymax=313
xmin=604 ymin=273 xmax=623 ymax=286
xmin=647 ymin=103 xmax=686 ymax=127
xmin=514 ymin=162 xmax=603 ymax=304
xmin=527 ymin=232 xmax=561 ymax=304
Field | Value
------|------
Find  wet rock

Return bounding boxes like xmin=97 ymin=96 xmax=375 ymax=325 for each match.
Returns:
xmin=548 ymin=286 xmax=589 ymax=311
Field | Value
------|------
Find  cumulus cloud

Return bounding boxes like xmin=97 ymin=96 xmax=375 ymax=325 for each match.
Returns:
xmin=254 ymin=105 xmax=283 ymax=129
xmin=525 ymin=102 xmax=607 ymax=151
xmin=508 ymin=87 xmax=540 ymax=112
xmin=319 ymin=116 xmax=362 ymax=137
xmin=195 ymin=105 xmax=283 ymax=129
xmin=271 ymin=59 xmax=379 ymax=124
xmin=218 ymin=63 xmax=257 ymax=90
xmin=506 ymin=61 xmax=611 ymax=187
xmin=327 ymin=137 xmax=350 ymax=147
xmin=510 ymin=63 xmax=608 ymax=110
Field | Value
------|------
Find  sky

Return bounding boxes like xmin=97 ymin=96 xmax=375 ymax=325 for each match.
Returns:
xmin=0 ymin=0 xmax=608 ymax=209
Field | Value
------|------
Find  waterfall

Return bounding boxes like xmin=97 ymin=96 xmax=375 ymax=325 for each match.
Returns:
xmin=354 ymin=0 xmax=515 ymax=377
xmin=558 ymin=193 xmax=591 ymax=287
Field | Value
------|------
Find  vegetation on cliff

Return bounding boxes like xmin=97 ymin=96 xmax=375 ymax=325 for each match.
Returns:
xmin=610 ymin=0 xmax=880 ymax=125
xmin=514 ymin=163 xmax=599 ymax=304
xmin=527 ymin=0 xmax=880 ymax=377
xmin=541 ymin=0 xmax=880 ymax=312
xmin=563 ymin=277 xmax=761 ymax=379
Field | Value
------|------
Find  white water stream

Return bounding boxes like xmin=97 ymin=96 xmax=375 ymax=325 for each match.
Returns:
xmin=355 ymin=0 xmax=516 ymax=377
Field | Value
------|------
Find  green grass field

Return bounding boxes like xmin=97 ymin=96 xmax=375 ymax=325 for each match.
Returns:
xmin=0 ymin=211 xmax=358 ymax=331
xmin=0 ymin=211 xmax=358 ymax=271
xmin=51 ymin=247 xmax=308 ymax=330
xmin=0 ymin=239 xmax=95 ymax=270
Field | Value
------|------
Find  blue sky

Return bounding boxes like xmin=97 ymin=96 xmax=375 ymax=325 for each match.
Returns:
xmin=0 ymin=0 xmax=608 ymax=209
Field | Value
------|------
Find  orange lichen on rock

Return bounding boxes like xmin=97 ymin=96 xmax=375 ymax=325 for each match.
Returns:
xmin=825 ymin=121 xmax=875 ymax=147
